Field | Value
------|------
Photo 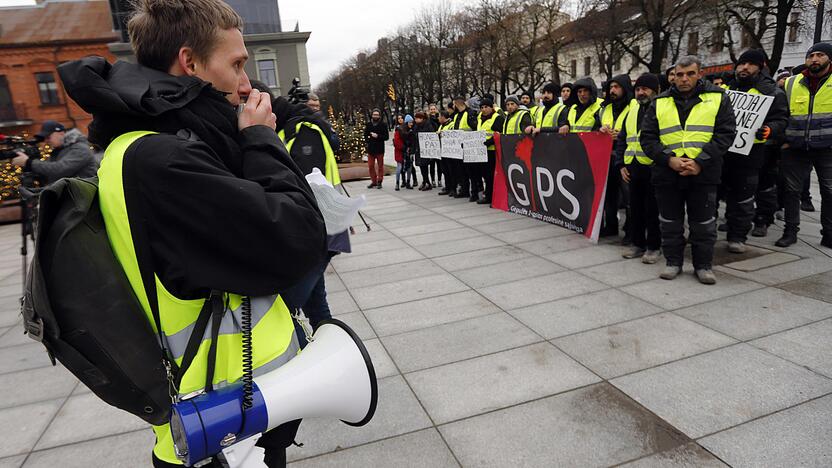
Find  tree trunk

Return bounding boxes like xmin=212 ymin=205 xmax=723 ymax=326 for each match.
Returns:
xmin=768 ymin=0 xmax=795 ymax=72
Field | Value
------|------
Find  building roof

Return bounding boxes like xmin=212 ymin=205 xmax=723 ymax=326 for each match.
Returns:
xmin=0 ymin=0 xmax=118 ymax=48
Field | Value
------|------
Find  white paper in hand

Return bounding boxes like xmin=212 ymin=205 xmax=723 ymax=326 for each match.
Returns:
xmin=305 ymin=168 xmax=366 ymax=235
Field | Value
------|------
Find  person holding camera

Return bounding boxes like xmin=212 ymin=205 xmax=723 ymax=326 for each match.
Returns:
xmin=11 ymin=120 xmax=97 ymax=184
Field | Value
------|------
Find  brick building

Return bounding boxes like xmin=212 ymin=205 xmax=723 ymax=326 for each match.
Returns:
xmin=0 ymin=0 xmax=117 ymax=136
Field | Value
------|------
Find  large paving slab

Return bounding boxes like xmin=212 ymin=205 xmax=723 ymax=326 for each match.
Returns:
xmin=751 ymin=318 xmax=832 ymax=378
xmin=621 ymin=271 xmax=763 ymax=310
xmin=613 ymin=344 xmax=832 ymax=438
xmin=478 ymin=271 xmax=607 ymax=310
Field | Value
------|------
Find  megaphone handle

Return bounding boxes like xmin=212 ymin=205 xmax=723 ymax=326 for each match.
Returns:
xmin=292 ymin=308 xmax=315 ymax=343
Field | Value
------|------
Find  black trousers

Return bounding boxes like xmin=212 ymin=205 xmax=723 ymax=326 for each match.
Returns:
xmin=602 ymin=156 xmax=620 ymax=233
xmin=723 ymin=157 xmax=759 ymax=243
xmin=419 ymin=164 xmax=430 ymax=184
xmin=449 ymin=159 xmax=467 ymax=195
xmin=755 ymin=145 xmax=780 ymax=226
xmin=655 ymin=183 xmax=718 ymax=269
xmin=628 ymin=164 xmax=660 ymax=250
xmin=429 ymin=159 xmax=442 ymax=183
xmin=440 ymin=158 xmax=455 ymax=193
xmin=781 ymin=149 xmax=832 ymax=236
xmin=483 ymin=149 xmax=497 ymax=201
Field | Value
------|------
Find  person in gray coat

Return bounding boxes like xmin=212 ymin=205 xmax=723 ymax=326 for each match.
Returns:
xmin=12 ymin=120 xmax=98 ymax=183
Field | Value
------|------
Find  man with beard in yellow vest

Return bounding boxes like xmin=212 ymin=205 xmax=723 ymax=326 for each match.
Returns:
xmin=640 ymin=56 xmax=737 ymax=285
xmin=560 ymin=77 xmax=602 ymax=134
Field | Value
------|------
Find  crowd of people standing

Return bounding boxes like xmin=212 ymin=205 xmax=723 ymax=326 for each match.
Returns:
xmin=363 ymin=42 xmax=832 ymax=285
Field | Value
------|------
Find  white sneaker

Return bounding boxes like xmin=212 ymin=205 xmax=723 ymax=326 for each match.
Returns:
xmin=642 ymin=250 xmax=661 ymax=264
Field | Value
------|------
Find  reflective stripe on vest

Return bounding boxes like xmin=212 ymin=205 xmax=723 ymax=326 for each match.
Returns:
xmin=453 ymin=110 xmax=473 ymax=130
xmin=599 ymin=101 xmax=631 ymax=132
xmin=656 ymin=92 xmax=722 ymax=159
xmin=278 ymin=121 xmax=341 ymax=185
xmin=478 ymin=112 xmax=499 ymax=150
xmin=502 ymin=110 xmax=529 ymax=135
xmin=536 ymin=103 xmax=566 ymax=129
xmin=623 ymin=99 xmax=651 ymax=165
xmin=98 ymin=131 xmax=299 ymax=465
xmin=785 ymin=74 xmax=832 ymax=149
xmin=568 ymin=98 xmax=602 ymax=132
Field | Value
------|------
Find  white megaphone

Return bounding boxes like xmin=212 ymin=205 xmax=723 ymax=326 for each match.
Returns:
xmin=169 ymin=318 xmax=378 ymax=467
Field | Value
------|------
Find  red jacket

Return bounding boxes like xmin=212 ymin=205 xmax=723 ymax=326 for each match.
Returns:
xmin=393 ymin=126 xmax=407 ymax=163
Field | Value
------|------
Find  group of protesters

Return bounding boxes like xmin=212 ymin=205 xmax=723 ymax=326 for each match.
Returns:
xmin=364 ymin=42 xmax=832 ymax=285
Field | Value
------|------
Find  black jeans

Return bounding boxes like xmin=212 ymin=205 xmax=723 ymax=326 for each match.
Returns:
xmin=440 ymin=158 xmax=455 ymax=192
xmin=723 ymin=157 xmax=759 ymax=243
xmin=602 ymin=157 xmax=620 ymax=233
xmin=780 ymin=148 xmax=832 ymax=235
xmin=450 ymin=159 xmax=467 ymax=195
xmin=628 ymin=164 xmax=660 ymax=250
xmin=655 ymin=183 xmax=718 ymax=269
xmin=755 ymin=145 xmax=780 ymax=226
xmin=483 ymin=149 xmax=497 ymax=201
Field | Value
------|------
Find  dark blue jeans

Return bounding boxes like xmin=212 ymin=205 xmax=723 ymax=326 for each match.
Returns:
xmin=281 ymin=253 xmax=335 ymax=348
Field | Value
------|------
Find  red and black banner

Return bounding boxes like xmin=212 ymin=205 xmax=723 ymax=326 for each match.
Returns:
xmin=492 ymin=133 xmax=613 ymax=242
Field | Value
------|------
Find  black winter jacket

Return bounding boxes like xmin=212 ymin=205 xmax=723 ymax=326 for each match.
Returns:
xmin=640 ymin=80 xmax=737 ymax=186
xmin=364 ymin=119 xmax=389 ymax=155
xmin=58 ymin=57 xmax=327 ymax=299
xmin=725 ymin=72 xmax=789 ymax=168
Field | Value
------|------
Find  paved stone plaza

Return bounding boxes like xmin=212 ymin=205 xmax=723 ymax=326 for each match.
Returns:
xmin=1 ymin=171 xmax=831 ymax=467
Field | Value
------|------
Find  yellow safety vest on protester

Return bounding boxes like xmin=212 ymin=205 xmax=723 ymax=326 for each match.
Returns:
xmin=98 ymin=131 xmax=299 ymax=465
xmin=622 ymin=99 xmax=651 ymax=165
xmin=784 ymin=74 xmax=832 ymax=150
xmin=528 ymin=105 xmax=541 ymax=123
xmin=453 ymin=110 xmax=473 ymax=131
xmin=536 ymin=103 xmax=566 ymax=129
xmin=478 ymin=112 xmax=500 ymax=150
xmin=567 ymin=98 xmax=602 ymax=132
xmin=655 ymin=92 xmax=722 ymax=159
xmin=278 ymin=121 xmax=341 ymax=185
xmin=502 ymin=110 xmax=530 ymax=135
xmin=599 ymin=101 xmax=632 ymax=132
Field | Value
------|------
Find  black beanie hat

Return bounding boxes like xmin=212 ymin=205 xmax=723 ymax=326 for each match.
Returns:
xmin=542 ymin=82 xmax=560 ymax=94
xmin=807 ymin=42 xmax=832 ymax=59
xmin=480 ymin=97 xmax=494 ymax=107
xmin=737 ymin=49 xmax=768 ymax=68
xmin=634 ymin=73 xmax=660 ymax=93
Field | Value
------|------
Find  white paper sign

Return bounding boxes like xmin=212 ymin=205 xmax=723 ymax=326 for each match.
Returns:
xmin=462 ymin=131 xmax=488 ymax=163
xmin=418 ymin=132 xmax=441 ymax=159
xmin=726 ymin=90 xmax=774 ymax=156
xmin=440 ymin=130 xmax=464 ymax=160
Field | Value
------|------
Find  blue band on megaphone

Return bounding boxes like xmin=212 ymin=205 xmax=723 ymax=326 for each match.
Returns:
xmin=171 ymin=382 xmax=268 ymax=466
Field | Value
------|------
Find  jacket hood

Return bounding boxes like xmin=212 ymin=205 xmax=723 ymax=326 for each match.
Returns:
xmin=62 ymin=128 xmax=87 ymax=147
xmin=58 ymin=57 xmax=245 ymax=173
xmin=605 ymin=74 xmax=634 ymax=106
xmin=573 ymin=77 xmax=599 ymax=106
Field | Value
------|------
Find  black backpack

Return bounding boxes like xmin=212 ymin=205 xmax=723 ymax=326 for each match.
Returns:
xmin=22 ymin=177 xmax=217 ymax=426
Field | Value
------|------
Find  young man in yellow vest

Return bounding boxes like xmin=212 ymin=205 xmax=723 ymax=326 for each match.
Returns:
xmin=521 ymin=91 xmax=540 ymax=124
xmin=502 ymin=95 xmax=534 ymax=135
xmin=452 ymin=95 xmax=478 ymax=199
xmin=477 ymin=97 xmax=505 ymax=204
xmin=614 ymin=73 xmax=661 ymax=263
xmin=640 ymin=56 xmax=737 ymax=285
xmin=58 ymin=0 xmax=327 ymax=465
xmin=560 ymin=77 xmax=602 ymax=134
xmin=533 ymin=82 xmax=569 ymax=133
xmin=778 ymin=42 xmax=832 ymax=249
xmin=598 ymin=74 xmax=634 ymax=238
xmin=721 ymin=50 xmax=788 ymax=251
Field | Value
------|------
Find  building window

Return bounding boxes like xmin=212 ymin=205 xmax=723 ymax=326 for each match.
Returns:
xmin=687 ymin=32 xmax=699 ymax=55
xmin=584 ymin=57 xmax=591 ymax=76
xmin=741 ymin=19 xmax=756 ymax=48
xmin=711 ymin=26 xmax=724 ymax=52
xmin=257 ymin=60 xmax=277 ymax=88
xmin=789 ymin=13 xmax=800 ymax=42
xmin=570 ymin=59 xmax=577 ymax=78
xmin=35 ymin=72 xmax=60 ymax=105
xmin=0 ymin=76 xmax=15 ymax=121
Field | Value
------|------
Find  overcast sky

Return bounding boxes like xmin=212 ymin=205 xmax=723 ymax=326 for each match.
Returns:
xmin=0 ymin=0 xmax=459 ymax=87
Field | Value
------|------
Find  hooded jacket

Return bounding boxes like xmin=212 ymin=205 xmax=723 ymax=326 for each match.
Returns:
xmin=27 ymin=128 xmax=98 ymax=183
xmin=602 ymin=74 xmax=635 ymax=123
xmin=569 ymin=77 xmax=601 ymax=131
xmin=57 ymin=57 xmax=327 ymax=299
xmin=640 ymin=79 xmax=737 ymax=186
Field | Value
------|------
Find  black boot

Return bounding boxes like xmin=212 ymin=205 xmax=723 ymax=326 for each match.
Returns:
xmin=775 ymin=231 xmax=798 ymax=247
xmin=751 ymin=224 xmax=768 ymax=237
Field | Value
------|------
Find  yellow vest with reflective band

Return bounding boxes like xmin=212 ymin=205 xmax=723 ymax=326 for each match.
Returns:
xmin=278 ymin=121 xmax=341 ymax=185
xmin=98 ymin=131 xmax=299 ymax=465
xmin=623 ymin=99 xmax=651 ymax=165
xmin=528 ymin=105 xmax=540 ymax=123
xmin=438 ymin=120 xmax=453 ymax=132
xmin=599 ymin=101 xmax=632 ymax=132
xmin=502 ymin=109 xmax=529 ymax=135
xmin=723 ymin=85 xmax=767 ymax=145
xmin=568 ymin=97 xmax=603 ymax=132
xmin=655 ymin=92 xmax=722 ymax=159
xmin=478 ymin=112 xmax=499 ymax=150
xmin=784 ymin=74 xmax=832 ymax=150
xmin=453 ymin=110 xmax=473 ymax=130
xmin=536 ymin=103 xmax=566 ymax=129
